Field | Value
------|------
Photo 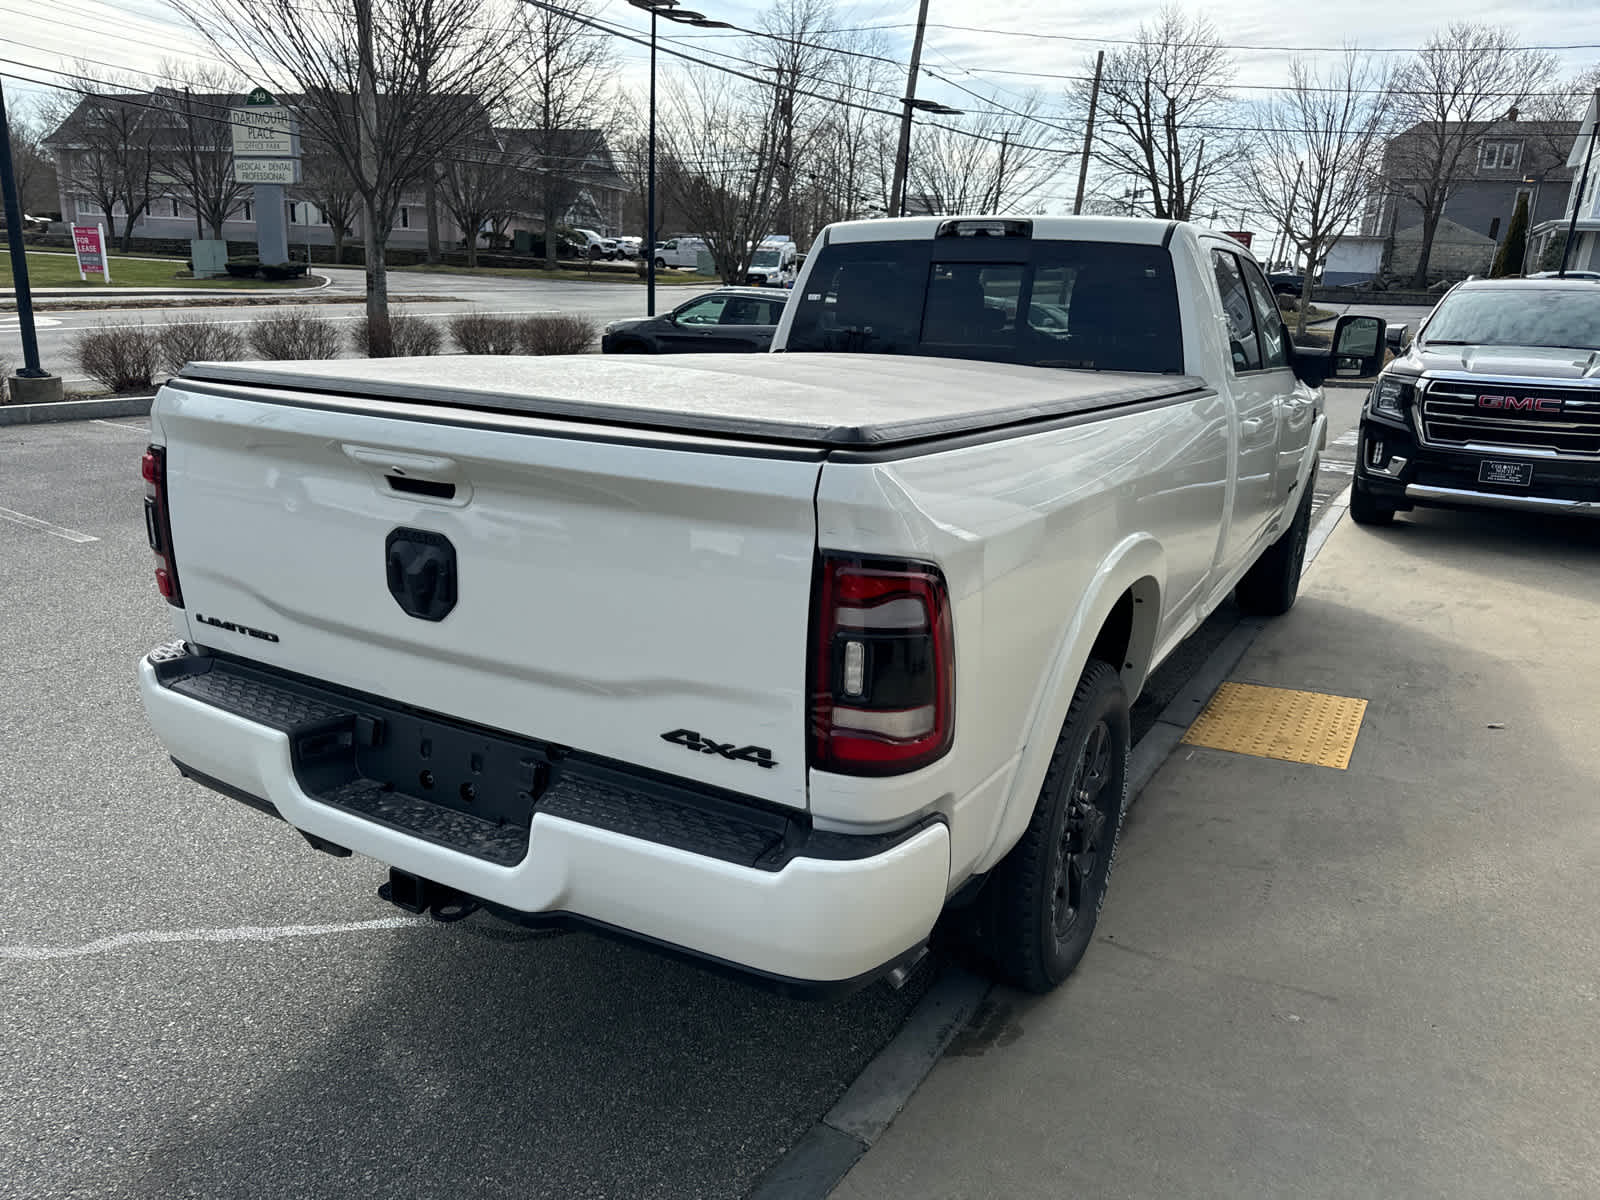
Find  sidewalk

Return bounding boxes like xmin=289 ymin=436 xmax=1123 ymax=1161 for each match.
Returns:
xmin=835 ymin=506 xmax=1600 ymax=1198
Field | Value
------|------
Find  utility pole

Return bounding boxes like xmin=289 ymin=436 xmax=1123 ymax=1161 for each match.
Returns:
xmin=888 ymin=0 xmax=931 ymax=220
xmin=991 ymin=130 xmax=1012 ymax=213
xmin=1072 ymin=50 xmax=1103 ymax=215
xmin=0 ymin=75 xmax=60 ymax=403
xmin=1560 ymin=88 xmax=1600 ymax=278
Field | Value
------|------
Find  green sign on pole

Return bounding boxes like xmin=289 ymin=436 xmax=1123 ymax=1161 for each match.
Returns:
xmin=244 ymin=86 xmax=277 ymax=106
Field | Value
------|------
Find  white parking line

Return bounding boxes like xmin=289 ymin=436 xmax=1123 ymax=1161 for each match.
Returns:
xmin=0 ymin=916 xmax=426 ymax=961
xmin=0 ymin=505 xmax=99 ymax=543
xmin=92 ymin=419 xmax=152 ymax=433
xmin=1332 ymin=430 xmax=1359 ymax=447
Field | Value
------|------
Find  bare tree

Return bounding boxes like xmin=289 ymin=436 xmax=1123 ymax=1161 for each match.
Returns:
xmin=802 ymin=28 xmax=899 ymax=229
xmin=47 ymin=71 xmax=160 ymax=251
xmin=750 ymin=0 xmax=838 ymax=240
xmin=171 ymin=0 xmax=517 ymax=354
xmin=1242 ymin=52 xmax=1392 ymax=334
xmin=659 ymin=67 xmax=783 ymax=282
xmin=508 ymin=0 xmax=616 ymax=268
xmin=437 ymin=135 xmax=520 ymax=266
xmin=908 ymin=95 xmax=1061 ymax=215
xmin=1383 ymin=23 xmax=1558 ymax=287
xmin=297 ymin=147 xmax=360 ymax=264
xmin=151 ymin=63 xmax=250 ymax=239
xmin=7 ymin=105 xmax=54 ymax=215
xmin=1066 ymin=6 xmax=1240 ymax=221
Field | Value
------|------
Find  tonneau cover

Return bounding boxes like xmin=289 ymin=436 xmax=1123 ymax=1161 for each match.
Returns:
xmin=179 ymin=353 xmax=1206 ymax=449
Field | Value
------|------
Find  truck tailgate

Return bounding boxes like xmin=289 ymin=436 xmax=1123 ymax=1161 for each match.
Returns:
xmin=155 ymin=381 xmax=822 ymax=810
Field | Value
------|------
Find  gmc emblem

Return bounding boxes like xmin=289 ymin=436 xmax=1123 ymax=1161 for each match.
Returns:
xmin=1478 ymin=394 xmax=1563 ymax=413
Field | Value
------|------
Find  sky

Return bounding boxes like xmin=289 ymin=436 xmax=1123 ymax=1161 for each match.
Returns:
xmin=5 ymin=0 xmax=1598 ymax=236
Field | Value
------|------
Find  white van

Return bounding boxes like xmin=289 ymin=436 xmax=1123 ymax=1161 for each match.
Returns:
xmin=744 ymin=240 xmax=799 ymax=288
xmin=653 ymin=237 xmax=708 ymax=269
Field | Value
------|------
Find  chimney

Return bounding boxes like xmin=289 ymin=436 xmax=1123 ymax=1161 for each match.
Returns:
xmin=1505 ymin=105 xmax=1520 ymax=122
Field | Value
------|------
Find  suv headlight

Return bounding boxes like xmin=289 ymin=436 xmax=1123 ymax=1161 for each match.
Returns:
xmin=1371 ymin=375 xmax=1415 ymax=419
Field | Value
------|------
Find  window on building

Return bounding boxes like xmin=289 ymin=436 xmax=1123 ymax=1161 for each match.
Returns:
xmin=242 ymin=201 xmax=253 ymax=222
xmin=168 ymin=198 xmax=181 ymax=218
xmin=1489 ymin=217 xmax=1501 ymax=241
xmin=288 ymin=201 xmax=323 ymax=226
xmin=1479 ymin=140 xmax=1523 ymax=171
xmin=398 ymin=207 xmax=411 ymax=229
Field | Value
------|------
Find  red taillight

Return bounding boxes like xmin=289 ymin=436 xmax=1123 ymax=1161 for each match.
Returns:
xmin=143 ymin=444 xmax=183 ymax=607
xmin=810 ymin=554 xmax=954 ymax=776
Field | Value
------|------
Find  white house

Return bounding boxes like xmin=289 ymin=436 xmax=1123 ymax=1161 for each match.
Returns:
xmin=1529 ymin=92 xmax=1600 ymax=273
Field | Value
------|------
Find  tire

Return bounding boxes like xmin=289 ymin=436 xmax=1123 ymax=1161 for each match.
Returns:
xmin=984 ymin=658 xmax=1130 ymax=993
xmin=1235 ymin=470 xmax=1315 ymax=616
xmin=1349 ymin=473 xmax=1397 ymax=527
xmin=654 ymin=257 xmax=667 ymax=270
xmin=587 ymin=246 xmax=602 ymax=262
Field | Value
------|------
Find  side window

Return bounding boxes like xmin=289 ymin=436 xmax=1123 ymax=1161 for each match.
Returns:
xmin=1239 ymin=261 xmax=1290 ymax=369
xmin=1211 ymin=250 xmax=1262 ymax=373
xmin=755 ymin=299 xmax=783 ymax=324
xmin=677 ymin=296 xmax=727 ymax=326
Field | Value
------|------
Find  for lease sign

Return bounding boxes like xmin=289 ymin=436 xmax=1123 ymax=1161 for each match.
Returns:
xmin=71 ymin=224 xmax=110 ymax=282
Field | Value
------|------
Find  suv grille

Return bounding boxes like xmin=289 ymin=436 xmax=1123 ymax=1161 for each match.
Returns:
xmin=1420 ymin=381 xmax=1600 ymax=458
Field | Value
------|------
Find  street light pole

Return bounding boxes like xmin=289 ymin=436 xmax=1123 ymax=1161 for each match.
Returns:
xmin=0 ymin=74 xmax=51 ymax=390
xmin=647 ymin=3 xmax=657 ymax=315
xmin=630 ymin=0 xmax=731 ymax=314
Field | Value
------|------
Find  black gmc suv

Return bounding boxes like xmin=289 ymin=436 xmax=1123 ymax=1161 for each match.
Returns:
xmin=1352 ymin=277 xmax=1600 ymax=525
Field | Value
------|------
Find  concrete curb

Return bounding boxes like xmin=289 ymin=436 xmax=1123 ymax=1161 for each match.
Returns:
xmin=748 ymin=496 xmax=1354 ymax=1199
xmin=0 ymin=395 xmax=154 ymax=425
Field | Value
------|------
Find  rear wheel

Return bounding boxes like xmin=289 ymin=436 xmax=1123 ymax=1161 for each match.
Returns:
xmin=984 ymin=659 xmax=1130 ymax=993
xmin=654 ymin=257 xmax=667 ymax=270
xmin=1349 ymin=473 xmax=1397 ymax=527
xmin=1235 ymin=472 xmax=1314 ymax=616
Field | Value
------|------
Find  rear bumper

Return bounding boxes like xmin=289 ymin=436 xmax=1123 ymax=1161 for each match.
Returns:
xmin=137 ymin=649 xmax=949 ymax=988
xmin=1357 ymin=414 xmax=1600 ymax=517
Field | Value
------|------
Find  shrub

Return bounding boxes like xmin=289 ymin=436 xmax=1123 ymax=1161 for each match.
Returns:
xmin=248 ymin=310 xmax=344 ymax=360
xmin=225 ymin=256 xmax=261 ymax=279
xmin=351 ymin=312 xmax=444 ymax=357
xmin=260 ymin=262 xmax=309 ymax=281
xmin=449 ymin=312 xmax=523 ymax=355
xmin=73 ymin=322 xmax=162 ymax=393
xmin=518 ymin=314 xmax=597 ymax=356
xmin=156 ymin=320 xmax=246 ymax=375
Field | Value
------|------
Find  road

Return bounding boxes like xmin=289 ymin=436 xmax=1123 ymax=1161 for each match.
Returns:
xmin=0 ymin=391 xmax=1367 ymax=1199
xmin=1 ymin=268 xmax=678 ymax=388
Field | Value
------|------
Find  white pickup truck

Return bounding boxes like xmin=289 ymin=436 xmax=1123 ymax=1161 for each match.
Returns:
xmin=136 ymin=217 xmax=1382 ymax=994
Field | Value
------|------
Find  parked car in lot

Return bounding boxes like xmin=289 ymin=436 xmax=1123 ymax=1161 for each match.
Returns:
xmin=601 ymin=288 xmax=785 ymax=353
xmin=1268 ymin=271 xmax=1306 ymax=295
xmin=744 ymin=240 xmax=799 ymax=288
xmin=1526 ymin=269 xmax=1600 ymax=280
xmin=570 ymin=228 xmax=620 ymax=260
xmin=613 ymin=236 xmax=643 ymax=258
xmin=654 ymin=237 xmax=708 ymax=269
xmin=135 ymin=215 xmax=1381 ymax=995
xmin=1351 ymin=276 xmax=1600 ymax=525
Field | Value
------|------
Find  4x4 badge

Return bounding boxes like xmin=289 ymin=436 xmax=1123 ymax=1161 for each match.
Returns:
xmin=661 ymin=729 xmax=777 ymax=769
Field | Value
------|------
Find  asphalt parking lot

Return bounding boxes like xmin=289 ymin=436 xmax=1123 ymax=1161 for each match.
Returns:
xmin=1 ymin=403 xmax=1365 ymax=1200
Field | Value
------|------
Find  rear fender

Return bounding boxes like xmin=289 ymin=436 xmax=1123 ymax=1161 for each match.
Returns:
xmin=976 ymin=535 xmax=1165 ymax=874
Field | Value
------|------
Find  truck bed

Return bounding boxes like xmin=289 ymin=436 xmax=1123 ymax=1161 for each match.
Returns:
xmin=179 ymin=354 xmax=1207 ymax=450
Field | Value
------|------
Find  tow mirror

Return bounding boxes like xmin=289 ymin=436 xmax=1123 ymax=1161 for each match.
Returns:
xmin=1332 ymin=314 xmax=1385 ymax=378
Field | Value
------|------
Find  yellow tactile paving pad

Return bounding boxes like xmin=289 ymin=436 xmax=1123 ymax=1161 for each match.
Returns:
xmin=1181 ymin=682 xmax=1368 ymax=770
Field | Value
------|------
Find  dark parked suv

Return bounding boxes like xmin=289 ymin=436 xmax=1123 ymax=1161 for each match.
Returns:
xmin=1351 ymin=277 xmax=1600 ymax=524
xmin=600 ymin=288 xmax=786 ymax=354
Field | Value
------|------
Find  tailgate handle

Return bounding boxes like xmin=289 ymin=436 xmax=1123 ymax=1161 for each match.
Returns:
xmin=343 ymin=445 xmax=470 ymax=506
xmin=342 ymin=445 xmax=460 ymax=479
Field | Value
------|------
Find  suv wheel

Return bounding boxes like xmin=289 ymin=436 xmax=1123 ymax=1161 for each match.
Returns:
xmin=984 ymin=659 xmax=1130 ymax=993
xmin=1349 ymin=473 xmax=1397 ymax=526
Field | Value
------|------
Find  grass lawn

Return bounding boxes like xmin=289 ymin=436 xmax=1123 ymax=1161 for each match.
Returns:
xmin=4 ymin=252 xmax=319 ymax=290
xmin=392 ymin=262 xmax=722 ymax=286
